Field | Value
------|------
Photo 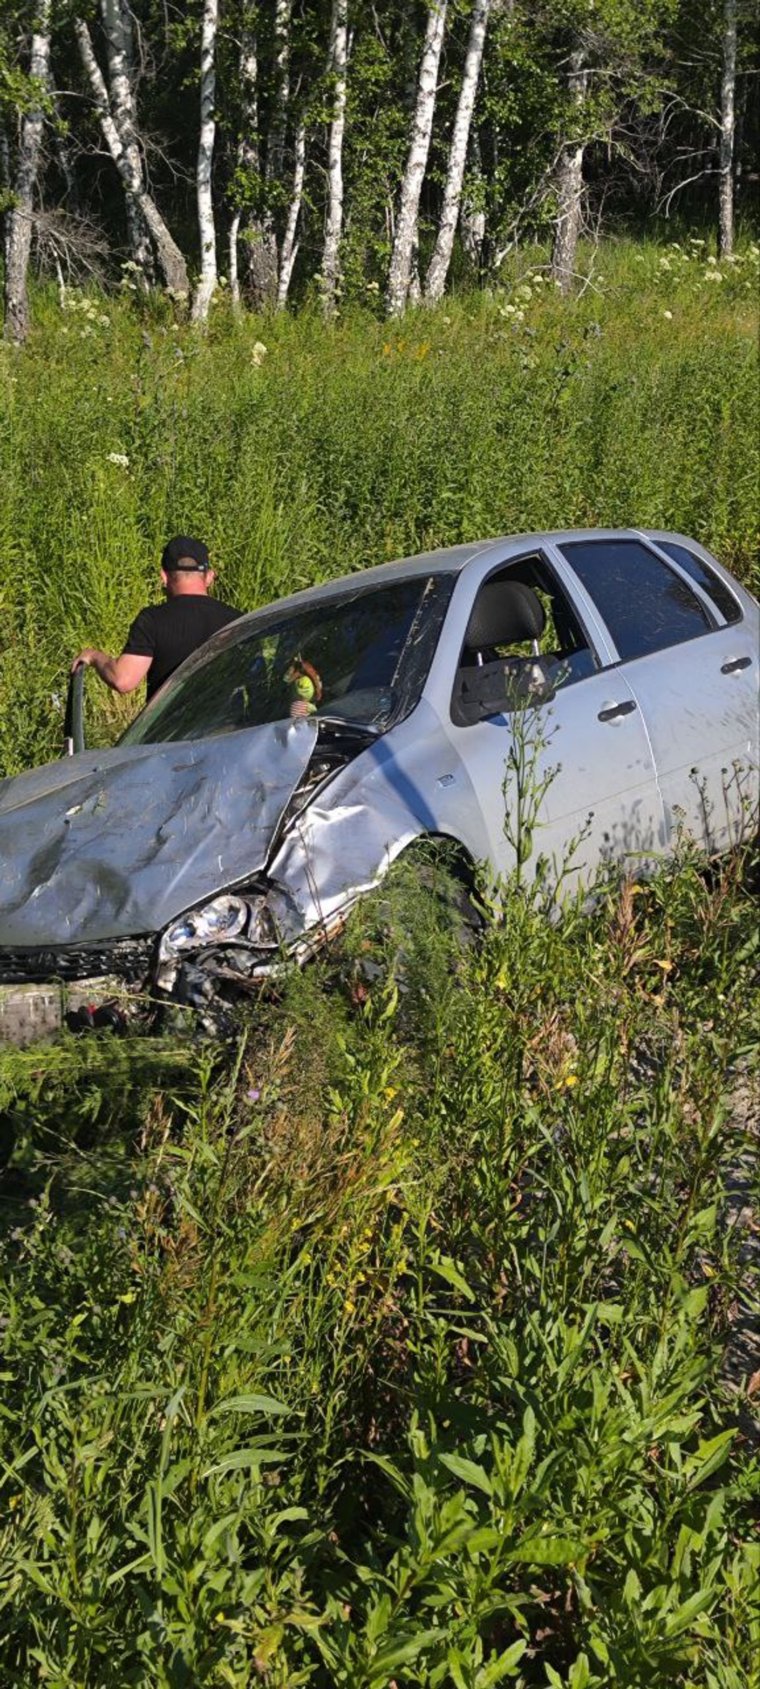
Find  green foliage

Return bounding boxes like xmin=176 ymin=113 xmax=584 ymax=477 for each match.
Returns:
xmin=0 ymin=235 xmax=757 ymax=777
xmin=0 ymin=829 xmax=758 ymax=1684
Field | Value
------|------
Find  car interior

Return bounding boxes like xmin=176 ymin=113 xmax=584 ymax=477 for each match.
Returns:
xmin=451 ymin=553 xmax=598 ymax=726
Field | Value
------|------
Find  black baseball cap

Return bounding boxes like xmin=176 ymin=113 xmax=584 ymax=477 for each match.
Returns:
xmin=161 ymin=534 xmax=210 ymax=573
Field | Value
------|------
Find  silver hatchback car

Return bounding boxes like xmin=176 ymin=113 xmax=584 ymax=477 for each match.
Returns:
xmin=0 ymin=529 xmax=757 ymax=1041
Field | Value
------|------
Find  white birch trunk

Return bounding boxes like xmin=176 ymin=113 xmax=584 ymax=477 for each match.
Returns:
xmin=268 ymin=0 xmax=292 ymax=187
xmin=231 ymin=25 xmax=256 ymax=308
xmin=718 ymin=0 xmax=737 ymax=257
xmin=4 ymin=0 xmax=51 ymax=344
xmin=425 ymin=0 xmax=490 ymax=302
xmin=75 ymin=17 xmax=189 ymax=297
xmin=101 ymin=0 xmax=152 ymax=281
xmin=387 ymin=0 xmax=448 ymax=317
xmin=321 ymin=0 xmax=348 ymax=316
xmin=0 ymin=129 xmax=11 ymax=279
xmin=277 ymin=118 xmax=306 ymax=308
xmin=551 ymin=49 xmax=588 ymax=296
xmin=192 ymin=0 xmax=219 ymax=323
xmin=229 ymin=210 xmax=242 ymax=307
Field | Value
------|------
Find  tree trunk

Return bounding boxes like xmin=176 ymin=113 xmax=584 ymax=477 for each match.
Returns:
xmin=387 ymin=0 xmax=448 ymax=317
xmin=0 ymin=128 xmax=11 ymax=279
xmin=551 ymin=48 xmax=588 ymax=296
xmin=268 ymin=0 xmax=292 ymax=187
xmin=460 ymin=132 xmax=486 ymax=269
xmin=192 ymin=0 xmax=219 ymax=323
xmin=718 ymin=0 xmax=737 ymax=257
xmin=277 ymin=118 xmax=306 ymax=308
xmin=243 ymin=1 xmax=291 ymax=310
xmin=321 ymin=0 xmax=348 ymax=316
xmin=425 ymin=0 xmax=490 ymax=302
xmin=101 ymin=0 xmax=153 ymax=282
xmin=75 ymin=18 xmax=189 ymax=297
xmin=3 ymin=0 xmax=51 ymax=344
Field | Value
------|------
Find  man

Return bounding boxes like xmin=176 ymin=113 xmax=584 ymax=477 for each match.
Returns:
xmin=72 ymin=535 xmax=240 ymax=701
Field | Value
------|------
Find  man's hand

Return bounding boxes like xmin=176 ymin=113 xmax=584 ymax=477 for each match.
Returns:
xmin=71 ymin=649 xmax=99 ymax=672
xmin=70 ymin=649 xmax=151 ymax=694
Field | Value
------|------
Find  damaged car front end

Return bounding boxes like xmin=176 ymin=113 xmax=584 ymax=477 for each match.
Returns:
xmin=0 ymin=569 xmax=455 ymax=1041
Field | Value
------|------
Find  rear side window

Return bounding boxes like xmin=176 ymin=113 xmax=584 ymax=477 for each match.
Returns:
xmin=655 ymin=539 xmax=742 ymax=625
xmin=560 ymin=538 xmax=713 ymax=662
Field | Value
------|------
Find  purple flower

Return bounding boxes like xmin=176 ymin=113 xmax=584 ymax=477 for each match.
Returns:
xmin=246 ymin=1087 xmax=261 ymax=1104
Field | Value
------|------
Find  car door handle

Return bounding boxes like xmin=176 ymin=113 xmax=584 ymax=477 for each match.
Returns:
xmin=598 ymin=699 xmax=638 ymax=723
xmin=721 ymin=656 xmax=751 ymax=674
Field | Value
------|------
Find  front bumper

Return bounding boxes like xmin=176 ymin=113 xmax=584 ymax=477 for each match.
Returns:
xmin=0 ymin=938 xmax=153 ymax=1045
xmin=0 ymin=977 xmax=141 ymax=1045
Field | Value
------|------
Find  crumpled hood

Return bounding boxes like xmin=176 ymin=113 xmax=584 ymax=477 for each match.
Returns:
xmin=0 ymin=720 xmax=317 ymax=948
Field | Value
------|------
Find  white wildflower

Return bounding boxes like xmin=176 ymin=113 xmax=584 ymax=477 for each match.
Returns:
xmin=703 ymin=269 xmax=723 ymax=283
xmin=706 ymin=255 xmax=717 ymax=266
xmin=663 ymin=310 xmax=673 ymax=320
xmin=251 ymin=340 xmax=268 ymax=366
xmin=106 ymin=452 xmax=130 ymax=469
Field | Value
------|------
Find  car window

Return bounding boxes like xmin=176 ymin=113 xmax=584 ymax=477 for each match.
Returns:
xmin=451 ymin=553 xmax=598 ymax=725
xmin=655 ymin=539 xmax=742 ymax=625
xmin=121 ymin=575 xmax=453 ymax=746
xmin=559 ymin=538 xmax=713 ymax=662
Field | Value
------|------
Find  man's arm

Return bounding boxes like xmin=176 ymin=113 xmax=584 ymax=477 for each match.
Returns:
xmin=71 ymin=649 xmax=151 ymax=694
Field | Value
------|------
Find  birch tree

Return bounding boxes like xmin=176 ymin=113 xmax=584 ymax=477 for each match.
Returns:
xmin=4 ymin=0 xmax=51 ymax=344
xmin=550 ymin=46 xmax=588 ymax=295
xmin=277 ymin=115 xmax=306 ymax=307
xmin=387 ymin=0 xmax=448 ymax=317
xmin=425 ymin=0 xmax=490 ymax=302
xmin=101 ymin=0 xmax=152 ymax=283
xmin=320 ymin=0 xmax=348 ymax=315
xmin=75 ymin=18 xmax=189 ymax=297
xmin=718 ymin=0 xmax=736 ymax=256
xmin=230 ymin=21 xmax=258 ymax=309
xmin=192 ymin=0 xmax=219 ymax=322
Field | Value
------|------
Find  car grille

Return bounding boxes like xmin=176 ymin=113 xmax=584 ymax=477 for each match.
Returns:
xmin=0 ymin=937 xmax=153 ymax=986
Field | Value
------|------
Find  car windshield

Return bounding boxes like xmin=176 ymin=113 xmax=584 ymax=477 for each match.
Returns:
xmin=121 ymin=574 xmax=452 ymax=746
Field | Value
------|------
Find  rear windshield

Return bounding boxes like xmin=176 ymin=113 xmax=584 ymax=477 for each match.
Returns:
xmin=121 ymin=574 xmax=453 ymax=746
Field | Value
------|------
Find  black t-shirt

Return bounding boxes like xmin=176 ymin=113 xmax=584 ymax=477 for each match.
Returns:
xmin=123 ymin=596 xmax=240 ymax=699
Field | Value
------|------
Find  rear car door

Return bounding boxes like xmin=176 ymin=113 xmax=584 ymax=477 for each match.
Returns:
xmin=439 ymin=552 xmax=666 ymax=888
xmin=555 ymin=537 xmax=759 ymax=853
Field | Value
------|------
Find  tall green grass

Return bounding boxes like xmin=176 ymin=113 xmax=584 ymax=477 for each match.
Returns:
xmin=0 ymin=236 xmax=757 ymax=774
xmin=0 ymin=843 xmax=758 ymax=1685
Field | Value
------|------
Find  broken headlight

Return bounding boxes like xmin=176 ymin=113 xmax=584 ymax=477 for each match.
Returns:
xmin=159 ymin=892 xmax=278 ymax=963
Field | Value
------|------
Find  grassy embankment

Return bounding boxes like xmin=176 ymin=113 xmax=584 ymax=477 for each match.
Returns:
xmin=0 ymin=239 xmax=758 ymax=1686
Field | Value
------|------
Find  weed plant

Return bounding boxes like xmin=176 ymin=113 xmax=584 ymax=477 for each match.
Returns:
xmin=0 ymin=236 xmax=757 ymax=775
xmin=0 ymin=836 xmax=758 ymax=1686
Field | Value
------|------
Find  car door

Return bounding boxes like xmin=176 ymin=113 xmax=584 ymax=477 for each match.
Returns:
xmin=555 ymin=536 xmax=759 ymax=853
xmin=439 ymin=553 xmax=667 ymax=890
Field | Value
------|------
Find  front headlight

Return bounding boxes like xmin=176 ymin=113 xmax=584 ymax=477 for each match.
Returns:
xmin=158 ymin=892 xmax=279 ymax=963
xmin=159 ymin=894 xmax=248 ymax=961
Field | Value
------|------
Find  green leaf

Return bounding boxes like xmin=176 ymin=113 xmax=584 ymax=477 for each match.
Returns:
xmin=663 ymin=1585 xmax=717 ymax=1637
xmin=210 ymin=1392 xmax=290 ymax=1417
xmin=368 ymin=1628 xmax=441 ymax=1682
xmin=428 ymin=1254 xmax=475 ymax=1302
xmin=439 ymin=1452 xmax=493 ymax=1496
xmin=475 ymin=1639 xmax=528 ymax=1684
xmin=202 ymin=1448 xmax=291 ymax=1478
xmin=503 ymin=1533 xmax=585 ymax=1566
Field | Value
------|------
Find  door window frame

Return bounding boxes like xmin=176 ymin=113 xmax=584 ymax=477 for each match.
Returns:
xmin=448 ymin=547 xmax=609 ymax=727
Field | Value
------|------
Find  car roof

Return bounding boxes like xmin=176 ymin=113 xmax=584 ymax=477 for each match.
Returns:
xmin=230 ymin=528 xmax=701 ymax=626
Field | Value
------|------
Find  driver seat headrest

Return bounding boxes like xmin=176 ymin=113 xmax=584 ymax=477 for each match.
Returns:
xmin=464 ymin=580 xmax=545 ymax=653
